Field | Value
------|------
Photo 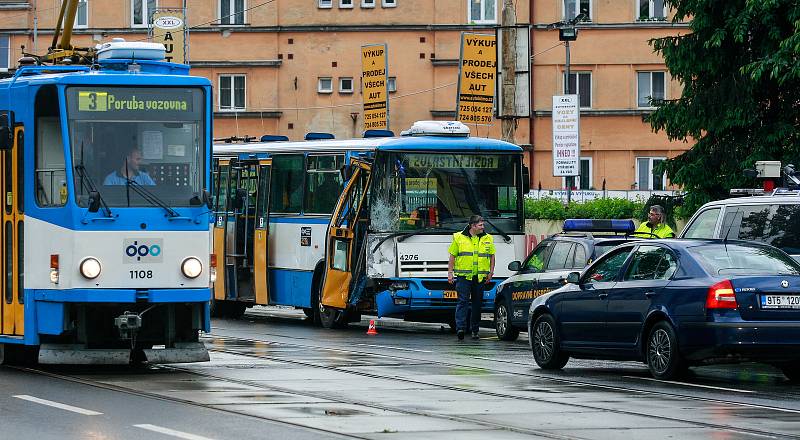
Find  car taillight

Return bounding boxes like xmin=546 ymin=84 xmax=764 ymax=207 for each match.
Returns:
xmin=706 ymin=279 xmax=738 ymax=309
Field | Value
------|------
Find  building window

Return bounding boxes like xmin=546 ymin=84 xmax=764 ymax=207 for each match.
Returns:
xmin=220 ymin=0 xmax=245 ymax=25
xmin=636 ymin=157 xmax=667 ymax=190
xmin=339 ymin=77 xmax=354 ymax=93
xmin=361 ymin=0 xmax=375 ymax=7
xmin=339 ymin=0 xmax=353 ymax=8
xmin=562 ymin=158 xmax=592 ymax=190
xmin=132 ymin=0 xmax=156 ymax=28
xmin=468 ymin=0 xmax=496 ymax=24
xmin=319 ymin=0 xmax=332 ymax=7
xmin=75 ymin=0 xmax=88 ymax=28
xmin=564 ymin=0 xmax=591 ymax=21
xmin=637 ymin=0 xmax=667 ymax=20
xmin=0 ymin=35 xmax=9 ymax=69
xmin=382 ymin=0 xmax=396 ymax=7
xmin=219 ymin=74 xmax=245 ymax=111
xmin=318 ymin=77 xmax=333 ymax=93
xmin=563 ymin=72 xmax=591 ymax=108
xmin=387 ymin=77 xmax=397 ymax=93
xmin=637 ymin=71 xmax=666 ymax=107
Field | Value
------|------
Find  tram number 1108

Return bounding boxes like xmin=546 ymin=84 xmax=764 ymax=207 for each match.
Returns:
xmin=130 ymin=270 xmax=154 ymax=279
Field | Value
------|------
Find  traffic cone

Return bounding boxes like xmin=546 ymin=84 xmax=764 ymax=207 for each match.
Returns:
xmin=366 ymin=319 xmax=378 ymax=335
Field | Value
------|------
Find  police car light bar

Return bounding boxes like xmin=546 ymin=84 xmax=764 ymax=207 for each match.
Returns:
xmin=401 ymin=121 xmax=470 ymax=137
xmin=563 ymin=219 xmax=635 ymax=233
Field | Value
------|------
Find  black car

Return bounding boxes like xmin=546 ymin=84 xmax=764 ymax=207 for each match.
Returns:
xmin=494 ymin=219 xmax=637 ymax=341
xmin=527 ymin=239 xmax=800 ymax=380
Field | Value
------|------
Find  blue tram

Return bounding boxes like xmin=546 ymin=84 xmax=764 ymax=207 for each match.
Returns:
xmin=0 ymin=45 xmax=213 ymax=364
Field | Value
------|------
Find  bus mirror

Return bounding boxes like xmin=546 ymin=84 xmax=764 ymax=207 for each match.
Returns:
xmin=88 ymin=191 xmax=101 ymax=213
xmin=522 ymin=165 xmax=530 ymax=194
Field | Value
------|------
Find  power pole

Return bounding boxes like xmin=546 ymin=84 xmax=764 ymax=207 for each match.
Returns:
xmin=500 ymin=0 xmax=516 ymax=143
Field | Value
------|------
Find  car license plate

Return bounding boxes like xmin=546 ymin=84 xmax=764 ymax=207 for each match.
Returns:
xmin=443 ymin=290 xmax=458 ymax=299
xmin=760 ymin=295 xmax=800 ymax=309
xmin=481 ymin=313 xmax=494 ymax=321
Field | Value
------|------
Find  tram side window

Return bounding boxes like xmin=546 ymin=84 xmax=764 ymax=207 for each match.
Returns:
xmin=213 ymin=160 xmax=230 ymax=213
xmin=35 ymin=86 xmax=67 ymax=207
xmin=305 ymin=155 xmax=344 ymax=214
xmin=270 ymin=154 xmax=304 ymax=213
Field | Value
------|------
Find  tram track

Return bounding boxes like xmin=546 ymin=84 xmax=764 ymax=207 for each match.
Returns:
xmin=201 ymin=331 xmax=800 ymax=439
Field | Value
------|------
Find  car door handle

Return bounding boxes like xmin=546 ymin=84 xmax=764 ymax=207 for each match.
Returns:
xmin=598 ymin=293 xmax=608 ymax=299
xmin=645 ymin=291 xmax=657 ymax=298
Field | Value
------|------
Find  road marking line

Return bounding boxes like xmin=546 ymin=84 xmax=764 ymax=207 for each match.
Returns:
xmin=13 ymin=395 xmax=103 ymax=415
xmin=623 ymin=376 xmax=755 ymax=393
xmin=134 ymin=424 xmax=215 ymax=440
xmin=353 ymin=343 xmax=432 ymax=353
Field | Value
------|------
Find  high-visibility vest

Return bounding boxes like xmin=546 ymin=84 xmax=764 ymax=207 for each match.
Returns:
xmin=633 ymin=221 xmax=675 ymax=239
xmin=450 ymin=232 xmax=494 ymax=282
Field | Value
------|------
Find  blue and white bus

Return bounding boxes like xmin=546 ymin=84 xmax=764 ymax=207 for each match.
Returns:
xmin=0 ymin=46 xmax=213 ymax=364
xmin=212 ymin=121 xmax=527 ymax=328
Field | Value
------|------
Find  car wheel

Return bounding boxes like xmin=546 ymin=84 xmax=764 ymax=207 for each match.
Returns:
xmin=531 ymin=314 xmax=569 ymax=369
xmin=646 ymin=321 xmax=687 ymax=380
xmin=495 ymin=301 xmax=519 ymax=341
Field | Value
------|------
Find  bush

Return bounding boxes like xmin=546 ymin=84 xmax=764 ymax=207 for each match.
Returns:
xmin=525 ymin=197 xmax=645 ymax=220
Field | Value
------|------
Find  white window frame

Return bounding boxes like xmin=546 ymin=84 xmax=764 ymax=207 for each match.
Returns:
xmin=131 ymin=0 xmax=156 ymax=28
xmin=339 ymin=77 xmax=354 ymax=93
xmin=563 ymin=0 xmax=592 ymax=21
xmin=75 ymin=0 xmax=88 ymax=29
xmin=219 ymin=0 xmax=246 ymax=26
xmin=218 ymin=74 xmax=246 ymax=112
xmin=562 ymin=157 xmax=592 ymax=189
xmin=318 ymin=0 xmax=333 ymax=8
xmin=637 ymin=71 xmax=666 ymax=108
xmin=387 ymin=77 xmax=397 ymax=93
xmin=318 ymin=77 xmax=333 ymax=93
xmin=636 ymin=156 xmax=667 ymax=190
xmin=636 ymin=0 xmax=667 ymax=20
xmin=563 ymin=71 xmax=592 ymax=109
xmin=467 ymin=0 xmax=497 ymax=24
xmin=339 ymin=0 xmax=354 ymax=8
xmin=361 ymin=0 xmax=375 ymax=8
xmin=382 ymin=0 xmax=396 ymax=7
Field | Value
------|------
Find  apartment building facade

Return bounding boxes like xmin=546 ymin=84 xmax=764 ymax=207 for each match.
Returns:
xmin=0 ymin=0 xmax=689 ymax=190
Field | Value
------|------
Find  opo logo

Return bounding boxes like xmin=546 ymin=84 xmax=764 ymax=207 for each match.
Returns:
xmin=123 ymin=238 xmax=164 ymax=263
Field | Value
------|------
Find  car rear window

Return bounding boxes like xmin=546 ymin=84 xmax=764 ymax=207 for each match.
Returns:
xmin=721 ymin=204 xmax=800 ymax=255
xmin=689 ymin=244 xmax=800 ymax=276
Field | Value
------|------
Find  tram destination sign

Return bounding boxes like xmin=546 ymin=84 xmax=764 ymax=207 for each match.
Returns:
xmin=552 ymin=94 xmax=580 ymax=177
xmin=457 ymin=33 xmax=496 ymax=125
xmin=361 ymin=44 xmax=389 ymax=131
xmin=68 ymin=87 xmax=201 ymax=119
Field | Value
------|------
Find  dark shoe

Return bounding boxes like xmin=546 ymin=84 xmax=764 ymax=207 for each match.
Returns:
xmin=457 ymin=330 xmax=465 ymax=340
xmin=471 ymin=332 xmax=480 ymax=340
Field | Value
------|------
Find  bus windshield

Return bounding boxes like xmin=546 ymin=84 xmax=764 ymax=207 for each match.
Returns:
xmin=370 ymin=151 xmax=522 ymax=234
xmin=65 ymin=87 xmax=205 ymax=208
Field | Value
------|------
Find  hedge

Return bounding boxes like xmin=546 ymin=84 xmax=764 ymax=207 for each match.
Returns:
xmin=524 ymin=197 xmax=646 ymax=221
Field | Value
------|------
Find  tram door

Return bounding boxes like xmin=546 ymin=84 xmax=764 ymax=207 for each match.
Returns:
xmin=252 ymin=160 xmax=271 ymax=305
xmin=321 ymin=159 xmax=371 ymax=309
xmin=1 ymin=125 xmax=24 ymax=336
xmin=212 ymin=158 xmax=230 ymax=304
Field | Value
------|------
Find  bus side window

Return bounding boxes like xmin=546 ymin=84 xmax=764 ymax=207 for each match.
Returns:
xmin=305 ymin=154 xmax=344 ymax=214
xmin=270 ymin=154 xmax=305 ymax=213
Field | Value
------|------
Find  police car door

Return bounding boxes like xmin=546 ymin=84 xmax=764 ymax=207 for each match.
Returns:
xmin=507 ymin=241 xmax=553 ymax=325
xmin=538 ymin=241 xmax=576 ymax=293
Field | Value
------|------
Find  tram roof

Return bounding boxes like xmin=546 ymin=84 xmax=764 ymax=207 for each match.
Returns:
xmin=0 ymin=62 xmax=211 ymax=88
xmin=213 ymin=134 xmax=522 ymax=156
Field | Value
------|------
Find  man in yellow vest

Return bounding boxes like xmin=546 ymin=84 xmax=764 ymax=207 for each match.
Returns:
xmin=633 ymin=204 xmax=675 ymax=238
xmin=447 ymin=215 xmax=496 ymax=341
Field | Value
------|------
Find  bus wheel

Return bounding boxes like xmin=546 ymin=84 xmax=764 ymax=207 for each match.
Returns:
xmin=319 ymin=304 xmax=348 ymax=329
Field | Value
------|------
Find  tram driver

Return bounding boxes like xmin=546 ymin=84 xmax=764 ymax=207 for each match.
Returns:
xmin=103 ymin=144 xmax=156 ymax=186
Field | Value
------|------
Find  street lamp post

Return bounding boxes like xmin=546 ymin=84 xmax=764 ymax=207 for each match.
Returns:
xmin=558 ymin=23 xmax=578 ymax=204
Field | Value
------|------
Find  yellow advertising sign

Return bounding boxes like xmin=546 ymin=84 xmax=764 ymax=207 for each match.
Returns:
xmin=361 ymin=44 xmax=389 ymax=131
xmin=153 ymin=10 xmax=186 ymax=64
xmin=457 ymin=33 xmax=496 ymax=125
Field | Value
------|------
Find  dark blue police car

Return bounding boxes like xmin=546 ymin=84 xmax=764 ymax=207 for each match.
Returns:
xmin=527 ymin=239 xmax=800 ymax=380
xmin=494 ymin=220 xmax=637 ymax=341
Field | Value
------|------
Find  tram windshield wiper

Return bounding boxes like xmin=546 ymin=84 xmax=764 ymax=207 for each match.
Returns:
xmin=372 ymin=226 xmax=457 ymax=253
xmin=124 ymin=178 xmax=180 ymax=218
xmin=74 ymin=164 xmax=112 ymax=217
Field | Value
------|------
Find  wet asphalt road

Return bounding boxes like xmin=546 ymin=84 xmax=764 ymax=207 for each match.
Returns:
xmin=2 ymin=306 xmax=799 ymax=439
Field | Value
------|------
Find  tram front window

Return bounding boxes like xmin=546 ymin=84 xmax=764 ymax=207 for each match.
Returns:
xmin=370 ymin=152 xmax=523 ymax=234
xmin=65 ymin=87 xmax=205 ymax=208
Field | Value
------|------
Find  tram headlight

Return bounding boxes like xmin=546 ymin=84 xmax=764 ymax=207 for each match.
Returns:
xmin=79 ymin=257 xmax=102 ymax=280
xmin=181 ymin=257 xmax=203 ymax=279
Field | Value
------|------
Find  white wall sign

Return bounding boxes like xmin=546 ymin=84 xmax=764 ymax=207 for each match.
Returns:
xmin=552 ymin=94 xmax=580 ymax=177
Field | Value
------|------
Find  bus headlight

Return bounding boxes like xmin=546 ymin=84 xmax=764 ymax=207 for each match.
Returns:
xmin=181 ymin=257 xmax=203 ymax=279
xmin=79 ymin=257 xmax=102 ymax=279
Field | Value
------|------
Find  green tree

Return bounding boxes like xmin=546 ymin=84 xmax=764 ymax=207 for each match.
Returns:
xmin=646 ymin=0 xmax=800 ymax=214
